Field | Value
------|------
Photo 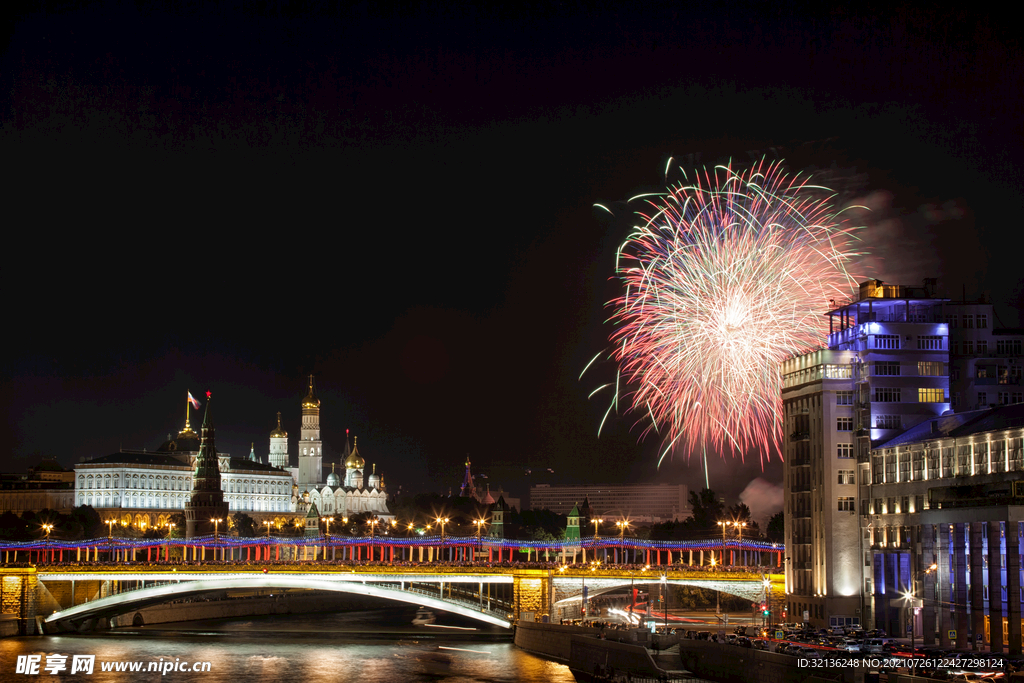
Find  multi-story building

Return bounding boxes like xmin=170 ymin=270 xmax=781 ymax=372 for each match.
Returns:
xmin=782 ymin=279 xmax=1024 ymax=631
xmin=864 ymin=404 xmax=1024 ymax=654
xmin=529 ymin=483 xmax=689 ymax=522
xmin=783 ymin=279 xmax=952 ymax=628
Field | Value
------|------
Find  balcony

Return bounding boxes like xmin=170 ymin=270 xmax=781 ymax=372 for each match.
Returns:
xmin=791 ymin=482 xmax=811 ymax=493
xmin=790 ymin=455 xmax=811 ymax=467
xmin=790 ymin=431 xmax=810 ymax=443
xmin=792 ymin=535 xmax=812 ymax=545
xmin=792 ymin=508 xmax=812 ymax=519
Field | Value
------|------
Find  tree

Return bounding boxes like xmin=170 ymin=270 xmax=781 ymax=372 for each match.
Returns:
xmin=682 ymin=488 xmax=725 ymax=534
xmin=766 ymin=511 xmax=784 ymax=542
xmin=231 ymin=512 xmax=257 ymax=537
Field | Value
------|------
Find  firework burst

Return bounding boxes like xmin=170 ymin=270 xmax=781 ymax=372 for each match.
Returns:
xmin=594 ymin=159 xmax=863 ymax=467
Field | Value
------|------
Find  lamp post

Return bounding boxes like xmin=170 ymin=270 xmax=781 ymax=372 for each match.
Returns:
xmin=324 ymin=516 xmax=334 ymax=538
xmin=368 ymin=517 xmax=379 ymax=540
xmin=106 ymin=519 xmax=116 ymax=540
xmin=661 ymin=573 xmax=669 ymax=631
xmin=264 ymin=521 xmax=273 ymax=538
xmin=474 ymin=518 xmax=486 ymax=562
xmin=592 ymin=517 xmax=603 ymax=538
xmin=210 ymin=517 xmax=223 ymax=541
xmin=166 ymin=523 xmax=176 ymax=538
xmin=906 ymin=563 xmax=937 ymax=658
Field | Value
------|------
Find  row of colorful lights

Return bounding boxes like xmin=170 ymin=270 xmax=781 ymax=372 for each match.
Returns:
xmin=0 ymin=535 xmax=782 ymax=551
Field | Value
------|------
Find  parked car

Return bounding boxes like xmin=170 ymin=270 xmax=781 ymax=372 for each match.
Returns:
xmin=752 ymin=639 xmax=769 ymax=651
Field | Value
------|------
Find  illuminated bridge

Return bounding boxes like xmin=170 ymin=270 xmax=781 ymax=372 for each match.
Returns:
xmin=0 ymin=536 xmax=784 ymax=634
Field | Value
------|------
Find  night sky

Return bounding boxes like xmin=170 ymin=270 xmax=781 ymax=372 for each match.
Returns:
xmin=3 ymin=2 xmax=1022 ymax=525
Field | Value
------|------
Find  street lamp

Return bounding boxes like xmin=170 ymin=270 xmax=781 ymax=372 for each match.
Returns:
xmin=210 ymin=517 xmax=223 ymax=541
xmin=106 ymin=519 xmax=117 ymax=540
xmin=323 ymin=516 xmax=334 ymax=538
xmin=906 ymin=563 xmax=937 ymax=658
xmin=42 ymin=523 xmax=53 ymax=540
xmin=435 ymin=517 xmax=449 ymax=539
xmin=166 ymin=523 xmax=176 ymax=538
xmin=592 ymin=518 xmax=603 ymax=538
xmin=264 ymin=521 xmax=274 ymax=538
xmin=368 ymin=517 xmax=379 ymax=540
xmin=661 ymin=573 xmax=669 ymax=631
xmin=474 ymin=518 xmax=486 ymax=561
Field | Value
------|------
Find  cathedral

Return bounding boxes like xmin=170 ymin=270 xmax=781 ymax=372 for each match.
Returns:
xmin=287 ymin=377 xmax=393 ymax=522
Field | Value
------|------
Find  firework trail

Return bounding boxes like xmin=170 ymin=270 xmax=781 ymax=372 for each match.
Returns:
xmin=592 ymin=159 xmax=863 ymax=468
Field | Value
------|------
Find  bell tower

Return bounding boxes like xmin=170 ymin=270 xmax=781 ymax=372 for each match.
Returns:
xmin=298 ymin=375 xmax=322 ymax=486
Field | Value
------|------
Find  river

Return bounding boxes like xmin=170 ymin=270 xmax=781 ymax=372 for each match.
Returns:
xmin=0 ymin=607 xmax=577 ymax=682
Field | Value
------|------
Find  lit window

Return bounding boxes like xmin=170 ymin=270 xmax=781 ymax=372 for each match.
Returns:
xmin=918 ymin=361 xmax=945 ymax=376
xmin=825 ymin=364 xmax=853 ymax=379
xmin=918 ymin=388 xmax=946 ymax=403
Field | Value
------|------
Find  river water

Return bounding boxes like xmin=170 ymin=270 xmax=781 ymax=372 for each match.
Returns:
xmin=0 ymin=607 xmax=577 ymax=682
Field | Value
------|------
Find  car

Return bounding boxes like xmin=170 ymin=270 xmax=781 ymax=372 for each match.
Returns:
xmin=725 ymin=634 xmax=739 ymax=645
xmin=841 ymin=639 xmax=861 ymax=652
xmin=752 ymin=639 xmax=769 ymax=651
xmin=737 ymin=637 xmax=753 ymax=648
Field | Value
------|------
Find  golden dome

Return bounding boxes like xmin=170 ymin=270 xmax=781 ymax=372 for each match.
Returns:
xmin=270 ymin=411 xmax=288 ymax=438
xmin=344 ymin=437 xmax=365 ymax=469
xmin=302 ymin=375 xmax=320 ymax=409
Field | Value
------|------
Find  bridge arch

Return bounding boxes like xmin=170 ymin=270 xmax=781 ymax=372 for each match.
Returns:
xmin=45 ymin=576 xmax=511 ymax=632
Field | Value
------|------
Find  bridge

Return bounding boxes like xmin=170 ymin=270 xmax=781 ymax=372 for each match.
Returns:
xmin=0 ymin=535 xmax=785 ymax=635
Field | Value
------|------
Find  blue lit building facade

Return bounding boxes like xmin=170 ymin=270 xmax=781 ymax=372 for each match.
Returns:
xmin=783 ymin=279 xmax=951 ymax=629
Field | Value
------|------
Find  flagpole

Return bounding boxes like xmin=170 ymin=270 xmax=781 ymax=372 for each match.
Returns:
xmin=185 ymin=391 xmax=191 ymax=431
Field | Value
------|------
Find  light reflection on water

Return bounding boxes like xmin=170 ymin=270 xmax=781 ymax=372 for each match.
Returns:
xmin=0 ymin=609 xmax=577 ymax=683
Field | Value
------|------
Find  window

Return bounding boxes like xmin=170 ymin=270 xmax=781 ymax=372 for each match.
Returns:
xmin=875 ymin=415 xmax=901 ymax=429
xmin=825 ymin=364 xmax=853 ymax=379
xmin=837 ymin=470 xmax=856 ymax=485
xmin=964 ymin=341 xmax=975 ymax=355
xmin=997 ymin=339 xmax=1023 ymax=355
xmin=918 ymin=361 xmax=945 ymax=376
xmin=951 ymin=341 xmax=959 ymax=355
xmin=838 ymin=497 xmax=855 ymax=511
xmin=952 ymin=392 xmax=960 ymax=407
xmin=964 ymin=315 xmax=974 ymax=329
xmin=978 ymin=340 xmax=989 ymax=355
xmin=917 ymin=335 xmax=943 ymax=350
xmin=836 ymin=390 xmax=854 ymax=405
xmin=977 ymin=314 xmax=988 ymax=329
xmin=946 ymin=314 xmax=958 ymax=328
xmin=837 ymin=443 xmax=854 ymax=458
xmin=979 ymin=392 xmax=988 ymax=406
xmin=1000 ymin=392 xmax=1011 ymax=405
xmin=837 ymin=417 xmax=853 ymax=431
xmin=950 ymin=368 xmax=960 ymax=380
xmin=874 ymin=387 xmax=901 ymax=402
xmin=874 ymin=334 xmax=900 ymax=350
xmin=919 ymin=388 xmax=946 ymax=403
xmin=874 ymin=361 xmax=901 ymax=376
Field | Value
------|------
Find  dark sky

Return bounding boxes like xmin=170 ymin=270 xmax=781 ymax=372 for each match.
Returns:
xmin=2 ymin=1 xmax=1022 ymax=522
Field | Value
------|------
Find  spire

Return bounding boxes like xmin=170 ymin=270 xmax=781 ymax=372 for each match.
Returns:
xmin=460 ymin=455 xmax=476 ymax=499
xmin=301 ymin=374 xmax=320 ymax=409
xmin=185 ymin=390 xmax=229 ymax=538
xmin=248 ymin=442 xmax=257 ymax=462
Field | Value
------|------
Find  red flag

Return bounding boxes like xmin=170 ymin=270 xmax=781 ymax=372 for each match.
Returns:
xmin=188 ymin=392 xmax=202 ymax=409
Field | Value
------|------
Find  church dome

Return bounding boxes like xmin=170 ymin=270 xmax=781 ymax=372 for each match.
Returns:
xmin=327 ymin=463 xmax=341 ymax=487
xmin=301 ymin=376 xmax=320 ymax=409
xmin=270 ymin=411 xmax=287 ymax=438
xmin=344 ymin=438 xmax=365 ymax=469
